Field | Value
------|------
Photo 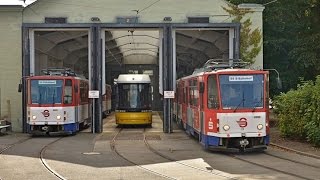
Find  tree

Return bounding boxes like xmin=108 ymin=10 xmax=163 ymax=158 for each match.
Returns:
xmin=228 ymin=0 xmax=320 ymax=96
xmin=223 ymin=3 xmax=262 ymax=64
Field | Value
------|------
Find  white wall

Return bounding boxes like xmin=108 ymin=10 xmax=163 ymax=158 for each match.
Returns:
xmin=0 ymin=6 xmax=23 ymax=131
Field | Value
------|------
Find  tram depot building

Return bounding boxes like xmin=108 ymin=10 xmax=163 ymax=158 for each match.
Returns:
xmin=0 ymin=0 xmax=264 ymax=133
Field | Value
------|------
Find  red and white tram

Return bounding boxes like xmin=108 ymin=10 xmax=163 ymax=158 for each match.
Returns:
xmin=26 ymin=68 xmax=111 ymax=135
xmin=173 ymin=60 xmax=270 ymax=152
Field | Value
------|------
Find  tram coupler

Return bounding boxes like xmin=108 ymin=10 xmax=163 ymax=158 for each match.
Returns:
xmin=239 ymin=139 xmax=249 ymax=148
xmin=41 ymin=126 xmax=49 ymax=131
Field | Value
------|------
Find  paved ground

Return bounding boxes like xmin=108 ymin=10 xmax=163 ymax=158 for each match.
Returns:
xmin=0 ymin=112 xmax=319 ymax=180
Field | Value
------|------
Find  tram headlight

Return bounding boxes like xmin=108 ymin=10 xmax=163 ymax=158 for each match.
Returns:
xmin=56 ymin=115 xmax=61 ymax=120
xmin=223 ymin=125 xmax=230 ymax=131
xmin=257 ymin=124 xmax=264 ymax=130
xmin=32 ymin=115 xmax=37 ymax=120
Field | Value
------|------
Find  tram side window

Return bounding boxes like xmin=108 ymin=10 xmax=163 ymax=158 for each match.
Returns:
xmin=80 ymin=81 xmax=88 ymax=103
xmin=189 ymin=80 xmax=193 ymax=105
xmin=183 ymin=86 xmax=187 ymax=104
xmin=208 ymin=75 xmax=219 ymax=109
xmin=179 ymin=84 xmax=184 ymax=104
xmin=265 ymin=74 xmax=269 ymax=108
xmin=194 ymin=79 xmax=198 ymax=106
xmin=189 ymin=79 xmax=198 ymax=106
xmin=64 ymin=79 xmax=73 ymax=104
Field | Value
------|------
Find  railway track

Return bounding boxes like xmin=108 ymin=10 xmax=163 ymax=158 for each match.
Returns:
xmin=263 ymin=151 xmax=320 ymax=169
xmin=110 ymin=128 xmax=236 ymax=180
xmin=142 ymin=129 xmax=238 ymax=180
xmin=0 ymin=136 xmax=66 ymax=180
xmin=227 ymin=152 xmax=319 ymax=180
xmin=0 ymin=138 xmax=32 ymax=180
xmin=0 ymin=137 xmax=32 ymax=154
xmin=269 ymin=143 xmax=320 ymax=160
xmin=39 ymin=137 xmax=66 ymax=180
xmin=110 ymin=128 xmax=177 ymax=180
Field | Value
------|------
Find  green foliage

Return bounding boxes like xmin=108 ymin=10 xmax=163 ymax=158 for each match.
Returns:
xmin=305 ymin=121 xmax=320 ymax=146
xmin=264 ymin=0 xmax=320 ymax=95
xmin=274 ymin=76 xmax=320 ymax=146
xmin=222 ymin=4 xmax=262 ymax=64
xmin=227 ymin=0 xmax=268 ymax=6
xmin=227 ymin=0 xmax=320 ymax=145
xmin=228 ymin=0 xmax=320 ymax=97
xmin=274 ymin=81 xmax=312 ymax=138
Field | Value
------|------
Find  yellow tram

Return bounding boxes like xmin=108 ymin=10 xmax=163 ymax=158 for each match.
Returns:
xmin=115 ymin=74 xmax=152 ymax=125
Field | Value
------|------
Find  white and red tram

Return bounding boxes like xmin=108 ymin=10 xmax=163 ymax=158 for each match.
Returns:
xmin=173 ymin=61 xmax=270 ymax=152
xmin=26 ymin=68 xmax=111 ymax=135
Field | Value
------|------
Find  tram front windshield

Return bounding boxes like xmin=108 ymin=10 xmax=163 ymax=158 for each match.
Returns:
xmin=30 ymin=80 xmax=63 ymax=104
xmin=117 ymin=83 xmax=151 ymax=110
xmin=219 ymin=74 xmax=264 ymax=109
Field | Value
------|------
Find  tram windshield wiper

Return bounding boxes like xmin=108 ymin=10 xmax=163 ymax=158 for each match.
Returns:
xmin=252 ymin=100 xmax=262 ymax=112
xmin=52 ymin=89 xmax=55 ymax=105
xmin=252 ymin=105 xmax=256 ymax=112
xmin=233 ymin=98 xmax=245 ymax=112
xmin=252 ymin=92 xmax=263 ymax=112
xmin=252 ymin=103 xmax=258 ymax=112
xmin=234 ymin=92 xmax=245 ymax=112
xmin=39 ymin=93 xmax=42 ymax=107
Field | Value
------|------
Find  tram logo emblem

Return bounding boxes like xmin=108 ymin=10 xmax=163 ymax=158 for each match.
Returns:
xmin=237 ymin=118 xmax=247 ymax=127
xmin=42 ymin=110 xmax=50 ymax=117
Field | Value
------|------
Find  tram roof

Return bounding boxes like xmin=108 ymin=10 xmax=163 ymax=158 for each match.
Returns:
xmin=117 ymin=74 xmax=151 ymax=83
xmin=178 ymin=68 xmax=268 ymax=80
xmin=27 ymin=75 xmax=87 ymax=81
xmin=209 ymin=68 xmax=268 ymax=74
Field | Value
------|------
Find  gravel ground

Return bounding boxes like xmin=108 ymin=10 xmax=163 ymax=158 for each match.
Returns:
xmin=270 ymin=126 xmax=320 ymax=157
xmin=269 ymin=111 xmax=320 ymax=157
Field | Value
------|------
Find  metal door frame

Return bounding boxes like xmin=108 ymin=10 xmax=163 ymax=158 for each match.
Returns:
xmin=22 ymin=23 xmax=239 ymax=133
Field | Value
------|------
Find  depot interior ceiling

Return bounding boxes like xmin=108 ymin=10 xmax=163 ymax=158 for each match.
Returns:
xmin=34 ymin=29 xmax=229 ymax=78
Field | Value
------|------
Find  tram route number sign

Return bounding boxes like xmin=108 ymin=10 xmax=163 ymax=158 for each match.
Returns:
xmin=164 ymin=91 xmax=175 ymax=99
xmin=89 ymin=90 xmax=99 ymax=98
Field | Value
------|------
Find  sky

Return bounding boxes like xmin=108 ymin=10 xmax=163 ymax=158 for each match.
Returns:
xmin=0 ymin=0 xmax=36 ymax=6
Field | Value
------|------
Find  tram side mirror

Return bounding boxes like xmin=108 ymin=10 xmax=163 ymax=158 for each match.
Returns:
xmin=199 ymin=82 xmax=205 ymax=93
xmin=18 ymin=83 xmax=22 ymax=93
xmin=276 ymin=77 xmax=282 ymax=89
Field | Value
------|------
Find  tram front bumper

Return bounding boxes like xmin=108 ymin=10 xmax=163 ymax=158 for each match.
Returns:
xmin=48 ymin=131 xmax=73 ymax=136
xmin=29 ymin=124 xmax=74 ymax=136
xmin=115 ymin=112 xmax=152 ymax=125
xmin=208 ymin=144 xmax=267 ymax=152
xmin=30 ymin=130 xmax=73 ymax=136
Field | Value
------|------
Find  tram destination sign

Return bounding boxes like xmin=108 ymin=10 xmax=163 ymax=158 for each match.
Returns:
xmin=38 ymin=80 xmax=57 ymax=84
xmin=229 ymin=76 xmax=253 ymax=81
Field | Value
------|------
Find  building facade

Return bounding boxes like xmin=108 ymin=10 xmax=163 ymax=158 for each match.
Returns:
xmin=0 ymin=0 xmax=264 ymax=132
